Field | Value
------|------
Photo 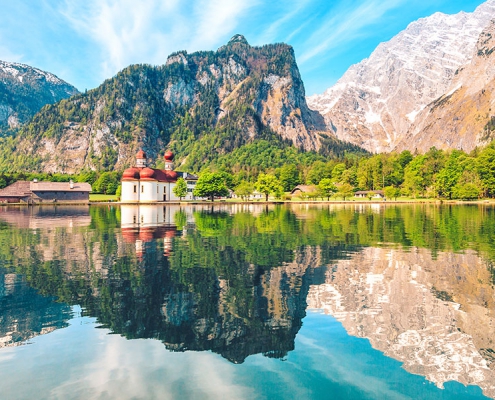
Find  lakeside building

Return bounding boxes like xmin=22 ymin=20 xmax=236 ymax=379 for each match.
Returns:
xmin=291 ymin=185 xmax=317 ymax=196
xmin=354 ymin=190 xmax=385 ymax=199
xmin=121 ymin=150 xmax=198 ymax=203
xmin=0 ymin=180 xmax=91 ymax=204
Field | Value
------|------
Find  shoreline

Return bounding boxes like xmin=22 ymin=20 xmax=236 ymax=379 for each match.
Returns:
xmin=1 ymin=199 xmax=494 ymax=206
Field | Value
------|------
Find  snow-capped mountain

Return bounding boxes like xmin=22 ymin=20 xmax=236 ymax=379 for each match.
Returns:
xmin=0 ymin=61 xmax=78 ymax=130
xmin=395 ymin=19 xmax=495 ymax=153
xmin=307 ymin=0 xmax=495 ymax=153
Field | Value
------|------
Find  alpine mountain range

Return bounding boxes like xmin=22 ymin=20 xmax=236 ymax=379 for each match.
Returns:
xmin=1 ymin=1 xmax=495 ymax=173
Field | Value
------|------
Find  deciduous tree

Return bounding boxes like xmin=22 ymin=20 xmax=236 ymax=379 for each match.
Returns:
xmin=255 ymin=173 xmax=282 ymax=201
xmin=173 ymin=177 xmax=188 ymax=200
xmin=193 ymin=172 xmax=229 ymax=202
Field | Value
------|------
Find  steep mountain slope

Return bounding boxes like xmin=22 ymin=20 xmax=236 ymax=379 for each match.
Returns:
xmin=0 ymin=61 xmax=78 ymax=131
xmin=307 ymin=0 xmax=495 ymax=153
xmin=0 ymin=35 xmax=360 ymax=174
xmin=395 ymin=20 xmax=495 ymax=153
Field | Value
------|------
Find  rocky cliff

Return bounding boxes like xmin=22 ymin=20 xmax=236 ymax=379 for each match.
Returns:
xmin=0 ymin=61 xmax=78 ymax=131
xmin=307 ymin=0 xmax=495 ymax=153
xmin=0 ymin=35 xmax=358 ymax=174
xmin=396 ymin=19 xmax=495 ymax=153
xmin=307 ymin=247 xmax=495 ymax=398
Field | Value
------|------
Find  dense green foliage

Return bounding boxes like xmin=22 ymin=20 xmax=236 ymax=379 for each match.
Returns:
xmin=193 ymin=172 xmax=230 ymax=201
xmin=0 ymin=37 xmax=365 ymax=174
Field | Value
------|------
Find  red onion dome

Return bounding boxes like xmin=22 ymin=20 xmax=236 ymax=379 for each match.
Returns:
xmin=122 ymin=167 xmax=140 ymax=179
xmin=164 ymin=150 xmax=174 ymax=161
xmin=136 ymin=149 xmax=147 ymax=159
xmin=140 ymin=167 xmax=155 ymax=179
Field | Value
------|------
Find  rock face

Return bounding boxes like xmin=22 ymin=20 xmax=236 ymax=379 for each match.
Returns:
xmin=307 ymin=0 xmax=495 ymax=153
xmin=396 ymin=19 xmax=495 ymax=153
xmin=0 ymin=61 xmax=78 ymax=130
xmin=307 ymin=247 xmax=495 ymax=398
xmin=3 ymin=35 xmax=344 ymax=174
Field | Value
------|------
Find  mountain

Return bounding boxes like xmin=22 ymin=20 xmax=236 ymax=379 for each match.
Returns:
xmin=307 ymin=247 xmax=495 ymax=399
xmin=395 ymin=19 xmax=495 ymax=153
xmin=0 ymin=35 xmax=362 ymax=174
xmin=307 ymin=0 xmax=495 ymax=153
xmin=0 ymin=61 xmax=78 ymax=131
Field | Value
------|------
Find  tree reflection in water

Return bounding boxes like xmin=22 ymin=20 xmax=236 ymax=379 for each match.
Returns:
xmin=0 ymin=203 xmax=494 ymax=395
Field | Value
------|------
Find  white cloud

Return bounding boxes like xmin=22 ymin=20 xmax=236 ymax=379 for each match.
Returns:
xmin=298 ymin=0 xmax=406 ymax=64
xmin=190 ymin=0 xmax=257 ymax=50
xmin=59 ymin=0 xmax=257 ymax=82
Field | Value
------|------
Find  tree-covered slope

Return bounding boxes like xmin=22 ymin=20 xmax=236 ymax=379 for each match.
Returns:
xmin=0 ymin=35 xmax=364 ymax=174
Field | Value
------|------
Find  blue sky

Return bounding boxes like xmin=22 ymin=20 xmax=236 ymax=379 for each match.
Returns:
xmin=0 ymin=0 xmax=488 ymax=95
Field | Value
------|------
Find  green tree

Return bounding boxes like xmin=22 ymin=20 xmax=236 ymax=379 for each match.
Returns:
xmin=337 ymin=183 xmax=354 ymax=201
xmin=193 ymin=172 xmax=229 ymax=201
xmin=279 ymin=164 xmax=301 ymax=192
xmin=318 ymin=178 xmax=337 ymax=200
xmin=434 ymin=150 xmax=464 ymax=199
xmin=384 ymin=186 xmax=400 ymax=201
xmin=306 ymin=161 xmax=330 ymax=185
xmin=173 ymin=177 xmax=188 ymax=200
xmin=331 ymin=163 xmax=346 ymax=183
xmin=452 ymin=170 xmax=482 ymax=200
xmin=234 ymin=181 xmax=254 ymax=201
xmin=93 ymin=172 xmax=120 ymax=194
xmin=453 ymin=182 xmax=481 ymax=200
xmin=255 ymin=173 xmax=282 ymax=201
xmin=477 ymin=144 xmax=495 ymax=197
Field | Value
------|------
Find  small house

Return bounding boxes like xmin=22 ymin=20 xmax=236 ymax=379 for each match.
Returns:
xmin=290 ymin=185 xmax=317 ymax=195
xmin=354 ymin=190 xmax=385 ymax=199
xmin=0 ymin=180 xmax=92 ymax=204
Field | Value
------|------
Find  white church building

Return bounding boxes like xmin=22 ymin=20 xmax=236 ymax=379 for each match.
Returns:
xmin=121 ymin=150 xmax=198 ymax=203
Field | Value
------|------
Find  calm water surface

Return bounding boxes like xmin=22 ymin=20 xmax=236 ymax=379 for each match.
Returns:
xmin=0 ymin=203 xmax=494 ymax=399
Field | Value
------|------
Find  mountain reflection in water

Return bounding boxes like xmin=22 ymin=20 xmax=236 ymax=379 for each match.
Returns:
xmin=0 ymin=203 xmax=494 ymax=398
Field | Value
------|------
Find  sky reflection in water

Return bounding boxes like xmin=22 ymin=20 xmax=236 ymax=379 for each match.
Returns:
xmin=0 ymin=204 xmax=493 ymax=399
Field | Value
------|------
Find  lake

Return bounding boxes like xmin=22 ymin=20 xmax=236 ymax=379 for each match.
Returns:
xmin=0 ymin=203 xmax=494 ymax=399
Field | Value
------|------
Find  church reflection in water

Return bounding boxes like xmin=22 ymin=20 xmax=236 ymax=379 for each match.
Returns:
xmin=118 ymin=204 xmax=324 ymax=363
xmin=0 ymin=204 xmax=495 ymax=397
xmin=120 ymin=205 xmax=180 ymax=258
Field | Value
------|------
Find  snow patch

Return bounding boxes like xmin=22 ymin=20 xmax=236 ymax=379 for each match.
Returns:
xmin=365 ymin=109 xmax=381 ymax=125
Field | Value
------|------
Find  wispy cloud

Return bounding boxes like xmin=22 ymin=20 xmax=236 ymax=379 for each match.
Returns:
xmin=190 ymin=0 xmax=258 ymax=50
xmin=256 ymin=0 xmax=312 ymax=45
xmin=298 ymin=0 xmax=406 ymax=64
xmin=59 ymin=0 xmax=256 ymax=82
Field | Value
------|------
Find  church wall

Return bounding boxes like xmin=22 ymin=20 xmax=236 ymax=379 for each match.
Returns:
xmin=140 ymin=181 xmax=157 ymax=202
xmin=121 ymin=181 xmax=140 ymax=202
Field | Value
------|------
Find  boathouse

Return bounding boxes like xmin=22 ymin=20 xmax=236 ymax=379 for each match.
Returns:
xmin=0 ymin=180 xmax=92 ymax=204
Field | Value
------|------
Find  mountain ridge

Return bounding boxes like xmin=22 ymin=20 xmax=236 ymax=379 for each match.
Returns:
xmin=307 ymin=0 xmax=495 ymax=153
xmin=0 ymin=60 xmax=79 ymax=131
xmin=0 ymin=35 xmax=363 ymax=174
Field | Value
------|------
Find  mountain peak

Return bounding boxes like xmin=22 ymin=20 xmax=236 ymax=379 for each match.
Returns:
xmin=227 ymin=34 xmax=249 ymax=46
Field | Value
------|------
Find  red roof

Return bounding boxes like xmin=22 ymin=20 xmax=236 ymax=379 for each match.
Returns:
xmin=136 ymin=150 xmax=146 ymax=159
xmin=121 ymin=167 xmax=178 ymax=183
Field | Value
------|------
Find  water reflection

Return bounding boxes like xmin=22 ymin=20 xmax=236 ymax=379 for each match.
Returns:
xmin=307 ymin=247 xmax=495 ymax=398
xmin=0 ymin=203 xmax=494 ymax=397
